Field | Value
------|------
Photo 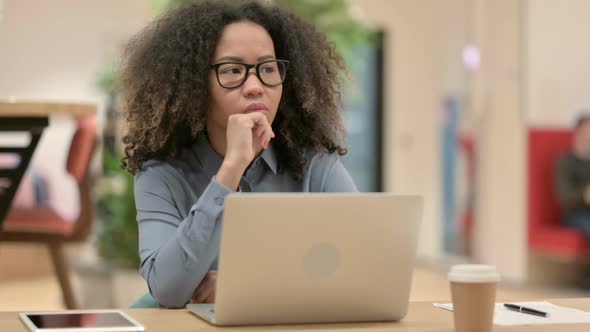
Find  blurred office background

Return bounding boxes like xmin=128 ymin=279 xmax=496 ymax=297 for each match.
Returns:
xmin=1 ymin=0 xmax=590 ymax=310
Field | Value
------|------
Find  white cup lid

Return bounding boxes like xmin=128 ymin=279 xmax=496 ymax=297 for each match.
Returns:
xmin=448 ymin=264 xmax=501 ymax=283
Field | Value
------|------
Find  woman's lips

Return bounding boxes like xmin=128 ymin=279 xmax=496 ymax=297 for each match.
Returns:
xmin=245 ymin=103 xmax=268 ymax=113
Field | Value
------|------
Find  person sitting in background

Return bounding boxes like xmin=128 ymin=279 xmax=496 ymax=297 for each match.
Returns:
xmin=555 ymin=113 xmax=590 ymax=244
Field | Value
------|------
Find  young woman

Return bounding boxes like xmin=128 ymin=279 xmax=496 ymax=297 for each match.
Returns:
xmin=121 ymin=0 xmax=357 ymax=308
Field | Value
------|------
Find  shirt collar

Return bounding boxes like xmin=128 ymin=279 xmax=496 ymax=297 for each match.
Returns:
xmin=191 ymin=136 xmax=224 ymax=177
xmin=191 ymin=135 xmax=278 ymax=175
xmin=260 ymin=143 xmax=278 ymax=175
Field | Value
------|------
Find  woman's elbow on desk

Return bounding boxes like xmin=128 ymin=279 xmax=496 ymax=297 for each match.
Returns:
xmin=146 ymin=275 xmax=192 ymax=309
xmin=140 ymin=260 xmax=194 ymax=308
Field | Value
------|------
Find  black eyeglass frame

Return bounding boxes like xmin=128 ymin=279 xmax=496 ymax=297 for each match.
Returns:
xmin=207 ymin=59 xmax=290 ymax=89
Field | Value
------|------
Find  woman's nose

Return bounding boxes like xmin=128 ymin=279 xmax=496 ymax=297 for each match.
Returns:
xmin=242 ymin=69 xmax=264 ymax=96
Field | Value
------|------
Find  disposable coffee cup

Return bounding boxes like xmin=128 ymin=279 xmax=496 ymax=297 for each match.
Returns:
xmin=448 ymin=265 xmax=501 ymax=332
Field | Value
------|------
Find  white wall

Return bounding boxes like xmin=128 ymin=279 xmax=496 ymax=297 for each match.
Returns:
xmin=470 ymin=0 xmax=527 ymax=281
xmin=0 ymin=0 xmax=150 ymax=219
xmin=350 ymin=0 xmax=468 ymax=260
xmin=470 ymin=0 xmax=590 ymax=282
xmin=344 ymin=0 xmax=590 ymax=283
xmin=353 ymin=0 xmax=529 ymax=281
xmin=527 ymin=0 xmax=590 ymax=126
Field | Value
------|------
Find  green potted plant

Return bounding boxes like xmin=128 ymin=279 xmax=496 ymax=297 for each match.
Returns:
xmin=94 ymin=59 xmax=140 ymax=270
xmin=73 ymin=61 xmax=145 ymax=309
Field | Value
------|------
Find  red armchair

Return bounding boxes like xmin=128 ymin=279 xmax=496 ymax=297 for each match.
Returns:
xmin=528 ymin=128 xmax=588 ymax=259
xmin=0 ymin=114 xmax=97 ymax=308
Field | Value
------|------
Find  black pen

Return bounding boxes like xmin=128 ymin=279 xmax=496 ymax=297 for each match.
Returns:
xmin=504 ymin=303 xmax=548 ymax=317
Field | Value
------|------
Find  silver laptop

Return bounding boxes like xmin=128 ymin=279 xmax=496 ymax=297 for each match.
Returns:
xmin=187 ymin=193 xmax=423 ymax=326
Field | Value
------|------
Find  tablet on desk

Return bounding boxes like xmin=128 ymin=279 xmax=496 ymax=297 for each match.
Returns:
xmin=18 ymin=310 xmax=145 ymax=332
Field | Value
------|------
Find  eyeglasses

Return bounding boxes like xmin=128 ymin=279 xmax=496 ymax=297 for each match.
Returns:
xmin=207 ymin=59 xmax=289 ymax=89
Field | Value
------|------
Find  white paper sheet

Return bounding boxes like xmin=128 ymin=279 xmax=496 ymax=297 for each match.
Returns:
xmin=432 ymin=301 xmax=590 ymax=326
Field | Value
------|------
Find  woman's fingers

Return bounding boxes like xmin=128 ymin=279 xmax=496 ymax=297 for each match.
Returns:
xmin=260 ymin=127 xmax=273 ymax=149
xmin=191 ymin=284 xmax=203 ymax=303
xmin=248 ymin=113 xmax=274 ymax=149
xmin=191 ymin=271 xmax=218 ymax=304
xmin=193 ymin=284 xmax=212 ymax=304
xmin=203 ymin=291 xmax=216 ymax=304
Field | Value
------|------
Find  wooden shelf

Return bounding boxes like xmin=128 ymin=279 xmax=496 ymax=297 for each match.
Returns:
xmin=0 ymin=101 xmax=96 ymax=117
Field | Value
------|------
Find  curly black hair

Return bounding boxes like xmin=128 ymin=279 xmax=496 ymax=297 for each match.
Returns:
xmin=120 ymin=0 xmax=348 ymax=180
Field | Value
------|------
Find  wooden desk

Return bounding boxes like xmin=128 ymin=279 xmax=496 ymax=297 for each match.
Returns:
xmin=0 ymin=101 xmax=96 ymax=226
xmin=0 ymin=299 xmax=588 ymax=332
